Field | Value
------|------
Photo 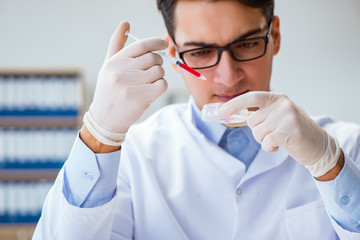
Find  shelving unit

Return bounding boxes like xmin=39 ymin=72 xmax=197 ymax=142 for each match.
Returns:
xmin=0 ymin=68 xmax=85 ymax=240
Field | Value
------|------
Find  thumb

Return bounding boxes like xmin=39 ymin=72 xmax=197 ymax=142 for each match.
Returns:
xmin=105 ymin=21 xmax=130 ymax=60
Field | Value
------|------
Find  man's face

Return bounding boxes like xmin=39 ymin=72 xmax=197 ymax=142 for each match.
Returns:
xmin=168 ymin=0 xmax=280 ymax=110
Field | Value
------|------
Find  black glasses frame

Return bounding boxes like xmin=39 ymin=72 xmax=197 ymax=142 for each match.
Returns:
xmin=177 ymin=20 xmax=273 ymax=70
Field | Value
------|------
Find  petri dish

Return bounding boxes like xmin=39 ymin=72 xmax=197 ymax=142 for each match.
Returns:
xmin=201 ymin=102 xmax=248 ymax=124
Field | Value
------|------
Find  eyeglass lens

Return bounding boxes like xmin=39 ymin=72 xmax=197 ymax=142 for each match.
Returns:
xmin=182 ymin=38 xmax=266 ymax=69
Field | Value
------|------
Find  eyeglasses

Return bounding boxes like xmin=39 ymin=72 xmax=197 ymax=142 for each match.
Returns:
xmin=177 ymin=20 xmax=273 ymax=70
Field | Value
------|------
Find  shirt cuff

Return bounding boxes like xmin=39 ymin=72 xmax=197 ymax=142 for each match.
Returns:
xmin=315 ymin=152 xmax=360 ymax=232
xmin=63 ymin=133 xmax=121 ymax=207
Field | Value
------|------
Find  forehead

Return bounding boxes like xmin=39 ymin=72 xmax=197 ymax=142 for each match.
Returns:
xmin=174 ymin=1 xmax=267 ymax=45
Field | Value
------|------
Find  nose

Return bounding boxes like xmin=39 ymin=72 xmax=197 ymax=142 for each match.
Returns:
xmin=213 ymin=50 xmax=245 ymax=87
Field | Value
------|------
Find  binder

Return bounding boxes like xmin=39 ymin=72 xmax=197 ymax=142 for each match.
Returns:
xmin=0 ymin=74 xmax=82 ymax=116
xmin=0 ymin=128 xmax=77 ymax=169
xmin=0 ymin=181 xmax=53 ymax=223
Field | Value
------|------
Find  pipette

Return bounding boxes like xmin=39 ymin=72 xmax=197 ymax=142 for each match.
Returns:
xmin=125 ymin=32 xmax=206 ymax=81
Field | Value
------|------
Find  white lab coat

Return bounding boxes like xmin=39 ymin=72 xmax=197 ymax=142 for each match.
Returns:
xmin=34 ymin=102 xmax=360 ymax=240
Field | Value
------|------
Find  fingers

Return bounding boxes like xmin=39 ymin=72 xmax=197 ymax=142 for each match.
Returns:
xmin=220 ymin=91 xmax=273 ymax=116
xmin=250 ymin=106 xmax=296 ymax=153
xmin=106 ymin=21 xmax=130 ymax=60
xmin=149 ymin=78 xmax=168 ymax=100
xmin=262 ymin=134 xmax=280 ymax=152
xmin=221 ymin=92 xmax=292 ymax=153
xmin=251 ymin=120 xmax=274 ymax=142
xmin=133 ymin=78 xmax=168 ymax=105
xmin=122 ymin=38 xmax=169 ymax=58
xmin=108 ymin=38 xmax=167 ymax=72
xmin=132 ymin=52 xmax=164 ymax=70
xmin=261 ymin=129 xmax=295 ymax=152
xmin=252 ymin=123 xmax=282 ymax=153
xmin=105 ymin=22 xmax=168 ymax=61
xmin=119 ymin=65 xmax=165 ymax=85
xmin=142 ymin=65 xmax=166 ymax=83
xmin=246 ymin=98 xmax=283 ymax=129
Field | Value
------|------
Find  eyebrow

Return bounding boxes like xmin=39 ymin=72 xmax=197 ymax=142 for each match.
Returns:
xmin=183 ymin=27 xmax=264 ymax=48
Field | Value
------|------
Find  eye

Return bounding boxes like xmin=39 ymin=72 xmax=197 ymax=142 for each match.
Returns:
xmin=235 ymin=40 xmax=260 ymax=49
xmin=243 ymin=42 xmax=257 ymax=48
xmin=188 ymin=49 xmax=215 ymax=57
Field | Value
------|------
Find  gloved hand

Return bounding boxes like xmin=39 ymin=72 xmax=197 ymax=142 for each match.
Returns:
xmin=83 ymin=21 xmax=168 ymax=146
xmin=220 ymin=91 xmax=341 ymax=177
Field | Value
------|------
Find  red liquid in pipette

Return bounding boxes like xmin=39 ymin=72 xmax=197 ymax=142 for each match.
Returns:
xmin=176 ymin=62 xmax=206 ymax=80
xmin=179 ymin=63 xmax=201 ymax=78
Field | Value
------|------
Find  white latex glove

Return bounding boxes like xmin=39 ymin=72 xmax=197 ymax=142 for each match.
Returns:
xmin=220 ymin=91 xmax=341 ymax=177
xmin=83 ymin=21 xmax=168 ymax=146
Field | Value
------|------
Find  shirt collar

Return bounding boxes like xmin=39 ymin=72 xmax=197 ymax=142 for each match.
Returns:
xmin=190 ymin=98 xmax=227 ymax=145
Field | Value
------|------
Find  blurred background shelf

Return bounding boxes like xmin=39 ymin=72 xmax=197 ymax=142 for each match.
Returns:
xmin=0 ymin=116 xmax=79 ymax=128
xmin=0 ymin=169 xmax=60 ymax=181
xmin=0 ymin=224 xmax=36 ymax=240
xmin=0 ymin=68 xmax=85 ymax=239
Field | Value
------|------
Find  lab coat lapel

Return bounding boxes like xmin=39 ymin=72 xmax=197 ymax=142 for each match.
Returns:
xmin=241 ymin=146 xmax=290 ymax=184
xmin=183 ymin=100 xmax=246 ymax=186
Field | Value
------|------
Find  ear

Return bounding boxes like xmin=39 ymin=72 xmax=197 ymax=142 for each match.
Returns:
xmin=271 ymin=16 xmax=281 ymax=55
xmin=165 ymin=34 xmax=181 ymax=72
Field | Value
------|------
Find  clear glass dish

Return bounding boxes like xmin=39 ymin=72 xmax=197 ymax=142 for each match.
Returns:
xmin=201 ymin=102 xmax=248 ymax=124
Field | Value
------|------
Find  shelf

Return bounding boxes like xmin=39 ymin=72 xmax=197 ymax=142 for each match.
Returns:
xmin=0 ymin=224 xmax=35 ymax=240
xmin=0 ymin=67 xmax=85 ymax=230
xmin=0 ymin=67 xmax=86 ymax=129
xmin=0 ymin=223 xmax=36 ymax=227
xmin=0 ymin=169 xmax=59 ymax=181
xmin=0 ymin=116 xmax=79 ymax=128
xmin=0 ymin=215 xmax=40 ymax=224
xmin=0 ymin=162 xmax=65 ymax=170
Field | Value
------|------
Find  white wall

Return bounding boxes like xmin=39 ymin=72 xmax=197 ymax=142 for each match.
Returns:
xmin=0 ymin=0 xmax=186 ymax=121
xmin=1 ymin=0 xmax=359 ymax=123
xmin=273 ymin=0 xmax=360 ymax=123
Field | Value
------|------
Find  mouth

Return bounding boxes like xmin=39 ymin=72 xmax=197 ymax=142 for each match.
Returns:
xmin=216 ymin=90 xmax=249 ymax=102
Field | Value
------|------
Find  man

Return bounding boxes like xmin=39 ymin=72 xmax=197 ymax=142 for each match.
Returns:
xmin=33 ymin=0 xmax=360 ymax=239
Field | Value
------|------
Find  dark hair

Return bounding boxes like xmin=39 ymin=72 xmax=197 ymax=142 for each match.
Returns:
xmin=157 ymin=0 xmax=274 ymax=39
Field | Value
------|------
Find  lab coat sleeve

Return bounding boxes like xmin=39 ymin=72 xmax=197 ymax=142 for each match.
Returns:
xmin=315 ymin=153 xmax=360 ymax=239
xmin=33 ymin=135 xmax=134 ymax=240
xmin=32 ymin=167 xmax=120 ymax=240
xmin=62 ymin=134 xmax=120 ymax=207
